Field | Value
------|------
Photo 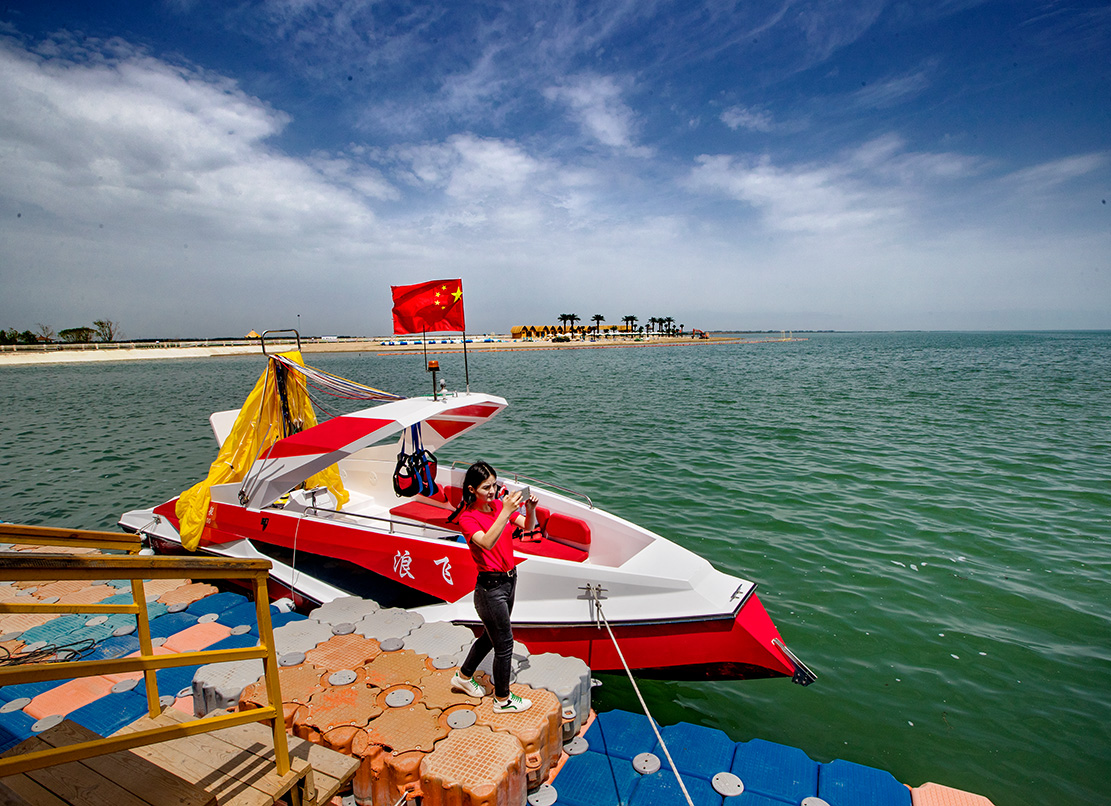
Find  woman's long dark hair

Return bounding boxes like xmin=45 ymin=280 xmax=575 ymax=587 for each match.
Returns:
xmin=447 ymin=461 xmax=497 ymax=524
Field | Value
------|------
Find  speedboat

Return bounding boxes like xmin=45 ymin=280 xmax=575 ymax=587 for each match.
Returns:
xmin=119 ymin=342 xmax=813 ymax=683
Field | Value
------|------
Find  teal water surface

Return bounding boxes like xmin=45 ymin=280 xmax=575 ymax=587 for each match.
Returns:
xmin=2 ymin=332 xmax=1109 ymax=805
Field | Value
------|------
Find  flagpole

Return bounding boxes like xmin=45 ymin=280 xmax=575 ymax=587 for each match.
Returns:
xmin=462 ymin=330 xmax=470 ymax=392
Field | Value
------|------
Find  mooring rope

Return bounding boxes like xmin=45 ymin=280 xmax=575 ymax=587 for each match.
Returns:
xmin=587 ymin=587 xmax=695 ymax=806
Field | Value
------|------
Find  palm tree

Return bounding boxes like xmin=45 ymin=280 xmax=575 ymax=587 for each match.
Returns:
xmin=558 ymin=313 xmax=571 ymax=333
xmin=568 ymin=313 xmax=581 ymax=337
xmin=622 ymin=315 xmax=638 ymax=333
xmin=591 ymin=314 xmax=605 ymax=335
xmin=663 ymin=316 xmax=675 ymax=336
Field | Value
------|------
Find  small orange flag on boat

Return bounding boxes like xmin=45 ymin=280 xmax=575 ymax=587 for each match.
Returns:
xmin=391 ymin=279 xmax=466 ymax=334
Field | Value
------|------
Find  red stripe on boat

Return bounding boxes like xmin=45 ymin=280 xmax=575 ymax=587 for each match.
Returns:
xmin=265 ymin=416 xmax=395 ymax=458
xmin=442 ymin=404 xmax=501 ymax=418
xmin=426 ymin=418 xmax=477 ymax=439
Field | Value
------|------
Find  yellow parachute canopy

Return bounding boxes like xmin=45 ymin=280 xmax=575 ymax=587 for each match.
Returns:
xmin=175 ymin=350 xmax=349 ymax=551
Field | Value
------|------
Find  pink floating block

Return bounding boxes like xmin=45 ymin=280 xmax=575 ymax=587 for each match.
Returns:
xmin=158 ymin=582 xmax=219 ymax=606
xmin=26 ymin=676 xmax=115 ymax=720
xmin=912 ymin=782 xmax=996 ymax=806
xmin=162 ymin=621 xmax=234 ymax=654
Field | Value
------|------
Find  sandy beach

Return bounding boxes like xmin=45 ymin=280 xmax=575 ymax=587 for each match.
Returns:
xmin=0 ymin=334 xmax=790 ymax=367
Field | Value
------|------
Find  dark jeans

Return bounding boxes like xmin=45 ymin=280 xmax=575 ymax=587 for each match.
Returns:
xmin=460 ymin=573 xmax=517 ymax=699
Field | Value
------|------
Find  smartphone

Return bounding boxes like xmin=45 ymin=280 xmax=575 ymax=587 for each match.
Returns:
xmin=518 ymin=486 xmax=531 ymax=504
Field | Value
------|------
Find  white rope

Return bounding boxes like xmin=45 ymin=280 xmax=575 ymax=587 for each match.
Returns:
xmin=590 ymin=589 xmax=695 ymax=806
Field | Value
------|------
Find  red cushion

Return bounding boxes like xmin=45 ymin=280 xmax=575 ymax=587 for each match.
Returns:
xmin=544 ymin=513 xmax=591 ymax=549
xmin=391 ymin=501 xmax=457 ymax=530
xmin=512 ymin=535 xmax=588 ymax=563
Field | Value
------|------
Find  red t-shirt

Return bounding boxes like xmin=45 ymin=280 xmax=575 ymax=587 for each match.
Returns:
xmin=458 ymin=499 xmax=520 ymax=573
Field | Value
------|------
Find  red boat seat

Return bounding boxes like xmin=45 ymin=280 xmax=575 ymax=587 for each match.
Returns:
xmin=543 ymin=513 xmax=591 ymax=550
xmin=512 ymin=533 xmax=588 ymax=563
xmin=390 ymin=494 xmax=590 ymax=563
xmin=390 ymin=500 xmax=458 ymax=531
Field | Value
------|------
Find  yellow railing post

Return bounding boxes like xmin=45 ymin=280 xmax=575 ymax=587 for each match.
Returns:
xmin=0 ymin=541 xmax=291 ymax=781
xmin=253 ymin=572 xmax=291 ymax=776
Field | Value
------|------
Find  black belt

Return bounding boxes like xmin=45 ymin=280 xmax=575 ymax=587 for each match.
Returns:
xmin=477 ymin=568 xmax=516 ymax=581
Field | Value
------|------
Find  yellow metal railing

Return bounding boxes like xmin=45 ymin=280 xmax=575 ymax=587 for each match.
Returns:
xmin=0 ymin=533 xmax=290 ymax=778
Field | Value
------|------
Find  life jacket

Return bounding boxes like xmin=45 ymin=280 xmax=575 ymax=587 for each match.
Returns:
xmin=392 ymin=424 xmax=439 ymax=498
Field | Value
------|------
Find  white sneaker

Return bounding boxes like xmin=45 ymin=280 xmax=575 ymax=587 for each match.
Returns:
xmin=493 ymin=692 xmax=532 ymax=714
xmin=450 ymin=672 xmax=486 ymax=698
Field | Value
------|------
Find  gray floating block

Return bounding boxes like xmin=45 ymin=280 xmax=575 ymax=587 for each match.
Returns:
xmin=515 ymin=652 xmax=592 ymax=740
xmin=403 ymin=621 xmax=474 ymax=658
xmin=355 ymin=607 xmax=424 ymax=642
xmin=191 ymin=659 xmax=264 ymax=716
xmin=476 ymin=640 xmax=530 ymax=685
xmin=271 ymin=619 xmax=335 ymax=655
xmin=309 ymin=596 xmax=380 ymax=626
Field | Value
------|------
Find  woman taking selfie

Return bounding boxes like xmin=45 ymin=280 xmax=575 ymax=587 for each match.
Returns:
xmin=447 ymin=461 xmax=537 ymax=713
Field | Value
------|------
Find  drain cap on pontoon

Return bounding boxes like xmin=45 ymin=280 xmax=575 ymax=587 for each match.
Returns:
xmin=527 ymin=783 xmax=558 ymax=806
xmin=197 ymin=613 xmax=219 ymax=624
xmin=712 ymin=772 xmax=745 ymax=797
xmin=329 ymin=669 xmax=358 ymax=686
xmin=633 ymin=753 xmax=660 ymax=775
xmin=384 ymin=689 xmax=416 ymax=708
xmin=564 ymin=736 xmax=589 ymax=755
xmin=446 ymin=709 xmax=477 ymax=729
xmin=331 ymin=622 xmax=356 ymax=635
xmin=430 ymin=655 xmax=457 ymax=669
xmin=279 ymin=651 xmax=306 ymax=667
xmin=0 ymin=698 xmax=31 ymax=714
xmin=379 ymin=637 xmax=404 ymax=652
xmin=32 ymin=714 xmax=64 ymax=733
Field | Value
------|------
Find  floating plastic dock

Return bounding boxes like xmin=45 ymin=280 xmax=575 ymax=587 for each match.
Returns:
xmin=1 ymin=541 xmax=994 ymax=806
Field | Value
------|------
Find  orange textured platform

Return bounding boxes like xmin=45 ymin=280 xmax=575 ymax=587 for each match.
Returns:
xmin=363 ymin=702 xmax=448 ymax=753
xmin=363 ymin=648 xmax=430 ymax=689
xmin=354 ymin=744 xmax=427 ymax=806
xmin=417 ymin=668 xmax=484 ymax=710
xmin=419 ymin=724 xmax=527 ymax=806
xmin=239 ymin=660 xmax=326 ymax=725
xmin=913 ymin=782 xmax=997 ymax=806
xmin=472 ymin=684 xmax=561 ymax=789
xmin=305 ymin=632 xmax=382 ymax=670
xmin=296 ymin=682 xmax=384 ymax=743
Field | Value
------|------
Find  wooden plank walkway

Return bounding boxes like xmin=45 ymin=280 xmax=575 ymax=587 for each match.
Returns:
xmin=1 ymin=711 xmax=359 ymax=806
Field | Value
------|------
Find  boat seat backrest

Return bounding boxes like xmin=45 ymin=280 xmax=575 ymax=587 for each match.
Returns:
xmin=543 ymin=513 xmax=591 ymax=549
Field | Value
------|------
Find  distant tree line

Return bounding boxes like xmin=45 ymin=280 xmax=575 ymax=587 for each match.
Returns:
xmin=554 ymin=313 xmax=685 ymax=338
xmin=0 ymin=320 xmax=121 ymax=345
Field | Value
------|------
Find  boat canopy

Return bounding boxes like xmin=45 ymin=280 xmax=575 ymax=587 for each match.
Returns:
xmin=176 ymin=350 xmax=352 ymax=551
xmin=235 ymin=392 xmax=507 ymax=512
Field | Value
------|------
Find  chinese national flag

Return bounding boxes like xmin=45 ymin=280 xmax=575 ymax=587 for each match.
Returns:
xmin=391 ymin=279 xmax=466 ymax=334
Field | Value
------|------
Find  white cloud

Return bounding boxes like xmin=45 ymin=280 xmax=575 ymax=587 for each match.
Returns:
xmin=688 ymin=153 xmax=898 ymax=233
xmin=0 ymin=36 xmax=375 ymax=243
xmin=544 ymin=74 xmax=651 ymax=155
xmin=721 ymin=105 xmax=774 ymax=132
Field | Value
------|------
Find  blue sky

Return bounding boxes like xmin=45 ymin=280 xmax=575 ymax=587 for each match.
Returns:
xmin=1 ymin=1 xmax=1108 ymax=337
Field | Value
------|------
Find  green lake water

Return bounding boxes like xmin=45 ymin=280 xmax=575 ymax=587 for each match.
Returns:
xmin=2 ymin=331 xmax=1108 ymax=805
